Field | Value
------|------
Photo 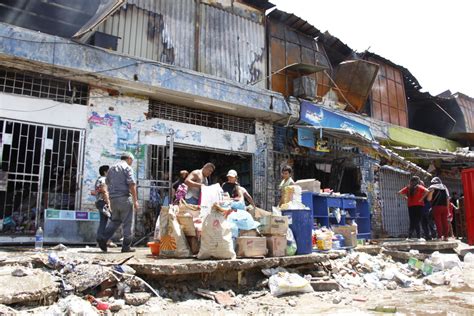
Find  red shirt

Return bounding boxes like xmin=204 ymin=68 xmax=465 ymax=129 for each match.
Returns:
xmin=400 ymin=185 xmax=427 ymax=207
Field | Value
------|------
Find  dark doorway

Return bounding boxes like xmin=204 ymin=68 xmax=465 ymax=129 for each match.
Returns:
xmin=172 ymin=147 xmax=253 ymax=195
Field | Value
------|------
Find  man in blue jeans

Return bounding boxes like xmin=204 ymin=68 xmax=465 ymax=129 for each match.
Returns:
xmin=94 ymin=165 xmax=116 ymax=248
xmin=97 ymin=152 xmax=139 ymax=253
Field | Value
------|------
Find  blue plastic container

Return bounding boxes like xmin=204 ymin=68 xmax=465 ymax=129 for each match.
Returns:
xmin=282 ymin=209 xmax=313 ymax=255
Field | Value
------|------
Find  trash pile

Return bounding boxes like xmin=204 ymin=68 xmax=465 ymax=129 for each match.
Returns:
xmin=0 ymin=248 xmax=160 ymax=313
xmin=328 ymin=251 xmax=468 ymax=291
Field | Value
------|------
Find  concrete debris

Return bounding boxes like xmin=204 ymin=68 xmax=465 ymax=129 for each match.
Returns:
xmin=195 ymin=289 xmax=236 ymax=306
xmin=51 ymin=244 xmax=68 ymax=251
xmin=64 ymin=264 xmax=112 ymax=292
xmin=11 ymin=267 xmax=31 ymax=277
xmin=288 ymin=299 xmax=297 ymax=307
xmin=310 ymin=279 xmax=340 ymax=292
xmin=124 ymin=292 xmax=151 ymax=306
xmin=0 ymin=266 xmax=59 ymax=305
xmin=109 ymin=299 xmax=125 ymax=312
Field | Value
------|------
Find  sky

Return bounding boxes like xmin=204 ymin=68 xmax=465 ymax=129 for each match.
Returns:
xmin=270 ymin=0 xmax=474 ymax=97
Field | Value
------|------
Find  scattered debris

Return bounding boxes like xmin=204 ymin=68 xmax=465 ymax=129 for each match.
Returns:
xmin=51 ymin=244 xmax=68 ymax=251
xmin=0 ymin=266 xmax=59 ymax=305
xmin=195 ymin=289 xmax=236 ymax=306
xmin=124 ymin=292 xmax=151 ymax=306
xmin=11 ymin=267 xmax=30 ymax=277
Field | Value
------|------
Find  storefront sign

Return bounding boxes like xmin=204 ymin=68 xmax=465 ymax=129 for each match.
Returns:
xmin=300 ymin=101 xmax=373 ymax=140
xmin=45 ymin=209 xmax=99 ymax=221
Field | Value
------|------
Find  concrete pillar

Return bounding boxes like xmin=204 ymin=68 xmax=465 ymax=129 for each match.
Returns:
xmin=254 ymin=121 xmax=274 ymax=209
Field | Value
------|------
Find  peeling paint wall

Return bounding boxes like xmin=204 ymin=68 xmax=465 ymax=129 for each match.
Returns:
xmin=254 ymin=121 xmax=274 ymax=208
xmin=82 ymin=88 xmax=257 ymax=210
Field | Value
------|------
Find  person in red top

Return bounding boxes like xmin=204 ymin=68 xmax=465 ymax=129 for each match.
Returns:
xmin=399 ymin=176 xmax=428 ymax=240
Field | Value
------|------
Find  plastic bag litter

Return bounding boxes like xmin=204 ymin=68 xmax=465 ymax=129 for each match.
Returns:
xmin=197 ymin=204 xmax=236 ymax=260
xmin=227 ymin=209 xmax=260 ymax=238
xmin=286 ymin=228 xmax=297 ymax=256
xmin=231 ymin=200 xmax=246 ymax=211
xmin=268 ymin=272 xmax=314 ymax=297
xmin=430 ymin=251 xmax=462 ymax=271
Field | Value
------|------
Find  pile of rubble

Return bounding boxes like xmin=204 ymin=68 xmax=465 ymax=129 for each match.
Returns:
xmin=0 ymin=244 xmax=472 ymax=314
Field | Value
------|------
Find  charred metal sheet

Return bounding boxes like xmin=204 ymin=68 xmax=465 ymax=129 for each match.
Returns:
xmin=199 ymin=3 xmax=266 ymax=87
xmin=333 ymin=59 xmax=379 ymax=112
xmin=268 ymin=13 xmax=330 ymax=97
xmin=267 ymin=9 xmax=321 ymax=38
xmin=97 ymin=0 xmax=196 ymax=69
xmin=0 ymin=0 xmax=122 ymax=38
xmin=200 ymin=0 xmax=265 ymax=23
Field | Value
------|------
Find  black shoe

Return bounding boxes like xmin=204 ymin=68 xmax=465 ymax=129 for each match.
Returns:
xmin=121 ymin=248 xmax=136 ymax=253
xmin=97 ymin=239 xmax=108 ymax=252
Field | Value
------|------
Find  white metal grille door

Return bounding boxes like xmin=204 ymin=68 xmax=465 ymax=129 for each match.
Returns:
xmin=379 ymin=168 xmax=410 ymax=237
xmin=0 ymin=119 xmax=84 ymax=235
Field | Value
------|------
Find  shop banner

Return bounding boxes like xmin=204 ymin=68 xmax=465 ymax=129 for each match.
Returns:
xmin=300 ymin=101 xmax=373 ymax=140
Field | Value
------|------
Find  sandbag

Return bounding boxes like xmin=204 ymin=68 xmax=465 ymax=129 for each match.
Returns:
xmin=197 ymin=204 xmax=236 ymax=260
xmin=178 ymin=200 xmax=201 ymax=218
xmin=159 ymin=205 xmax=192 ymax=258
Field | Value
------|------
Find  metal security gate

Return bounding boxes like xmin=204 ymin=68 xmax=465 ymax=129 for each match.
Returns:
xmin=135 ymin=131 xmax=174 ymax=237
xmin=379 ymin=167 xmax=411 ymax=237
xmin=0 ymin=119 xmax=84 ymax=235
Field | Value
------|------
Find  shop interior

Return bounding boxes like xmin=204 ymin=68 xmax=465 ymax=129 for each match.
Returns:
xmin=172 ymin=147 xmax=253 ymax=195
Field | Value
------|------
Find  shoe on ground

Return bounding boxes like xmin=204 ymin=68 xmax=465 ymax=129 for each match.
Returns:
xmin=121 ymin=248 xmax=136 ymax=253
xmin=418 ymin=238 xmax=426 ymax=242
xmin=405 ymin=238 xmax=412 ymax=241
xmin=107 ymin=241 xmax=118 ymax=248
xmin=97 ymin=239 xmax=108 ymax=252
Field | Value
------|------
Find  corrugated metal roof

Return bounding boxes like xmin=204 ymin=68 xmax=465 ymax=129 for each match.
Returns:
xmin=241 ymin=0 xmax=275 ymax=10
xmin=267 ymin=9 xmax=321 ymax=38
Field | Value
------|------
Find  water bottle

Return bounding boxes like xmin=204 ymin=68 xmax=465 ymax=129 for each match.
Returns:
xmin=35 ymin=227 xmax=44 ymax=251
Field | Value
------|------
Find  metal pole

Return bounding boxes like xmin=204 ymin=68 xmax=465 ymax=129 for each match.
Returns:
xmin=167 ymin=129 xmax=175 ymax=203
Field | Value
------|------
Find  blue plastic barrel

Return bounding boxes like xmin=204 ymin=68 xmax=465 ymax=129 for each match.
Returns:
xmin=282 ymin=209 xmax=313 ymax=255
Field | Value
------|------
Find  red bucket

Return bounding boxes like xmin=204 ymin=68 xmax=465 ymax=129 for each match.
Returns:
xmin=147 ymin=241 xmax=160 ymax=256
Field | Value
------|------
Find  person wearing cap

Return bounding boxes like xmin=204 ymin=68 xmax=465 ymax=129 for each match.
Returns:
xmin=97 ymin=152 xmax=139 ymax=253
xmin=222 ymin=170 xmax=256 ymax=207
xmin=424 ymin=177 xmax=450 ymax=241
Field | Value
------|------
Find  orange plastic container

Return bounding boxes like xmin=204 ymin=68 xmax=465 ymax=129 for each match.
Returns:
xmin=147 ymin=241 xmax=160 ymax=256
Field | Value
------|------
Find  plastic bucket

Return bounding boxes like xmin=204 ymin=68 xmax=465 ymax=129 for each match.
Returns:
xmin=147 ymin=241 xmax=160 ymax=256
xmin=282 ymin=209 xmax=313 ymax=255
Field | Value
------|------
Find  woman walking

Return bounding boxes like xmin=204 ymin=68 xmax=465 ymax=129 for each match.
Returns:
xmin=425 ymin=177 xmax=450 ymax=241
xmin=399 ymin=176 xmax=428 ymax=241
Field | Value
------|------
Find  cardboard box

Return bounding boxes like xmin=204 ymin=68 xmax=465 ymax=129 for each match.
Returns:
xmin=332 ymin=225 xmax=357 ymax=248
xmin=237 ymin=237 xmax=268 ymax=257
xmin=239 ymin=229 xmax=259 ymax=237
xmin=259 ymin=215 xmax=288 ymax=236
xmin=266 ymin=236 xmax=286 ymax=257
xmin=295 ymin=179 xmax=321 ymax=193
